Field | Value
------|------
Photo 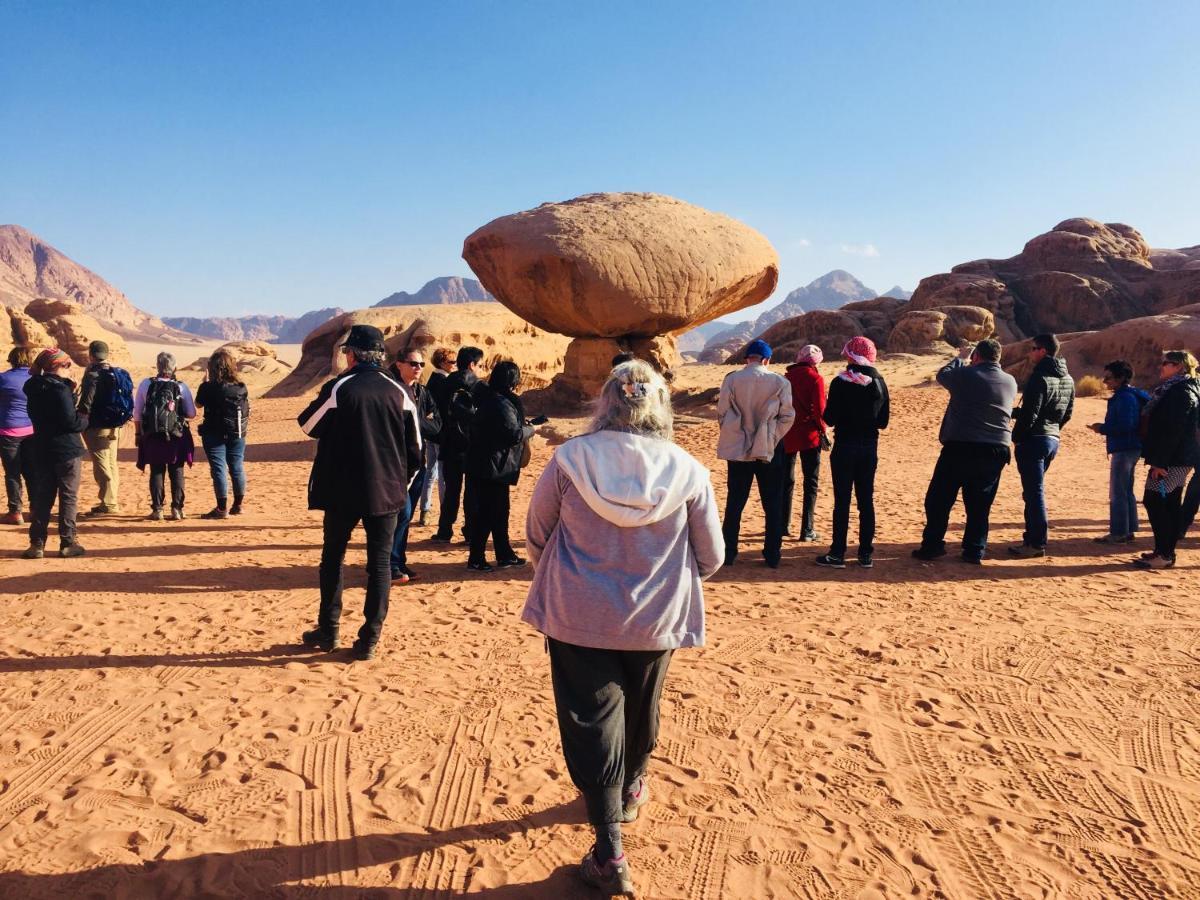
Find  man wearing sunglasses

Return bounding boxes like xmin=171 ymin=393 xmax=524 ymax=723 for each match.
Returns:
xmin=388 ymin=350 xmax=442 ymax=582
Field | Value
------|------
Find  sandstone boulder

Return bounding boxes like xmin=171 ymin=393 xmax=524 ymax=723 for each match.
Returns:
xmin=888 ymin=306 xmax=995 ymax=354
xmin=1 ymin=298 xmax=131 ymax=367
xmin=267 ymin=303 xmax=570 ymax=399
xmin=182 ymin=341 xmax=294 ymax=396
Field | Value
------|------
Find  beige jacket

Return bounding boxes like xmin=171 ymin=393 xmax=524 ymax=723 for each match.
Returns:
xmin=716 ymin=364 xmax=796 ymax=462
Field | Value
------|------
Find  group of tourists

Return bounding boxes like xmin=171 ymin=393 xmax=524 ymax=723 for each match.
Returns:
xmin=0 ymin=341 xmax=251 ymax=558
xmin=717 ymin=333 xmax=1200 ymax=572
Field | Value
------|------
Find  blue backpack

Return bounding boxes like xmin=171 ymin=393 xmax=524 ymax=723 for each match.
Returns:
xmin=91 ymin=367 xmax=135 ymax=428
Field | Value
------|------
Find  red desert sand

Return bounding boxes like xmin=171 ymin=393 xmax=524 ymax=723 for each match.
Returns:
xmin=0 ymin=360 xmax=1198 ymax=898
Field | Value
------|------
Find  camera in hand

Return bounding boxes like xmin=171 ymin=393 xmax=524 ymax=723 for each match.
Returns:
xmin=528 ymin=415 xmax=549 ymax=426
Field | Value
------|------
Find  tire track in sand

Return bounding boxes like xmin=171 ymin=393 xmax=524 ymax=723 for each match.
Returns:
xmin=291 ymin=722 xmax=356 ymax=886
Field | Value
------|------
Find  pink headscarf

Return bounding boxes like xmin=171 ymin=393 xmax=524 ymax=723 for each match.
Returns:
xmin=839 ymin=336 xmax=877 ymax=385
xmin=795 ymin=344 xmax=823 ymax=365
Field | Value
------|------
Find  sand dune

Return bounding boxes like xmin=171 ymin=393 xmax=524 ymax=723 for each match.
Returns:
xmin=1 ymin=361 xmax=1198 ymax=897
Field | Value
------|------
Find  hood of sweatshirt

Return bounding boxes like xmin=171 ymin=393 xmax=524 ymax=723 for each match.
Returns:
xmin=553 ymin=430 xmax=710 ymax=527
xmin=1034 ymin=356 xmax=1069 ymax=379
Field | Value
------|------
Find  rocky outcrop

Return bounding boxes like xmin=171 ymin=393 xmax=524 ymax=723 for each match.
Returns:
xmin=373 ymin=277 xmax=493 ymax=307
xmin=888 ymin=306 xmax=995 ymax=354
xmin=0 ymin=224 xmax=166 ymax=335
xmin=182 ymin=341 xmax=294 ymax=396
xmin=909 ymin=219 xmax=1200 ymax=342
xmin=266 ymin=303 xmax=570 ymax=399
xmin=753 ymin=270 xmax=877 ymax=334
xmin=1 ymin=299 xmax=131 ymax=367
xmin=462 ymin=192 xmax=778 ymax=397
xmin=1003 ymin=305 xmax=1200 ymax=389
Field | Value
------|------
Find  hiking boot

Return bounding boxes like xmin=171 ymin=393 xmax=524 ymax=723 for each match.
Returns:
xmin=429 ymin=532 xmax=453 ymax=543
xmin=148 ymin=508 xmax=164 ymax=521
xmin=229 ymin=497 xmax=244 ymax=515
xmin=59 ymin=543 xmax=86 ymax=558
xmin=911 ymin=546 xmax=946 ymax=561
xmin=170 ymin=507 xmax=185 ymax=521
xmin=399 ymin=565 xmax=418 ymax=581
xmin=200 ymin=507 xmax=228 ymax=520
xmin=21 ymin=543 xmax=44 ymax=560
xmin=2 ymin=511 xmax=22 ymax=526
xmin=391 ymin=569 xmax=410 ymax=584
xmin=467 ymin=560 xmax=494 ymax=573
xmin=1133 ymin=554 xmax=1175 ymax=570
xmin=80 ymin=505 xmax=119 ymax=519
xmin=815 ymin=554 xmax=845 ymax=569
xmin=496 ymin=556 xmax=526 ymax=569
xmin=1008 ymin=544 xmax=1046 ymax=559
xmin=798 ymin=531 xmax=822 ymax=542
xmin=621 ymin=776 xmax=649 ymax=823
xmin=301 ymin=628 xmax=339 ymax=652
xmin=579 ymin=847 xmax=634 ymax=896
xmin=960 ymin=554 xmax=983 ymax=566
xmin=1094 ymin=533 xmax=1133 ymax=544
xmin=351 ymin=641 xmax=376 ymax=661
xmin=417 ymin=510 xmax=428 ymax=527
xmin=858 ymin=555 xmax=874 ymax=569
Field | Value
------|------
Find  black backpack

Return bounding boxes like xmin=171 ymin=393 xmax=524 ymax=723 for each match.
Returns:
xmin=444 ymin=384 xmax=478 ymax=451
xmin=211 ymin=382 xmax=250 ymax=439
xmin=90 ymin=366 xmax=135 ymax=428
xmin=142 ymin=379 xmax=184 ymax=439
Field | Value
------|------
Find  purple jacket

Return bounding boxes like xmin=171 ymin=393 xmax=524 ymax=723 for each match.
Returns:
xmin=0 ymin=366 xmax=33 ymax=433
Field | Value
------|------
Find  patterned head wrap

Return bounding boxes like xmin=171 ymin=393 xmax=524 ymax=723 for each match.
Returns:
xmin=33 ymin=347 xmax=71 ymax=374
xmin=841 ymin=336 xmax=877 ymax=366
xmin=795 ymin=344 xmax=824 ymax=365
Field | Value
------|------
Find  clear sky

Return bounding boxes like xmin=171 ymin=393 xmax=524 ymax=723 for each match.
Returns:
xmin=4 ymin=0 xmax=1198 ymax=320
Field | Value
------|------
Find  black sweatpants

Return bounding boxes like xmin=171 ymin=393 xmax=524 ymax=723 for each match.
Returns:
xmin=466 ymin=476 xmax=514 ymax=563
xmin=435 ymin=455 xmax=473 ymax=540
xmin=1144 ymin=484 xmax=1185 ymax=560
xmin=318 ymin=508 xmax=398 ymax=647
xmin=781 ymin=447 xmax=821 ymax=538
xmin=548 ymin=638 xmax=673 ymax=826
xmin=29 ymin=456 xmax=81 ymax=548
xmin=149 ymin=462 xmax=186 ymax=512
xmin=722 ymin=444 xmax=786 ymax=563
xmin=0 ymin=434 xmax=34 ymax=513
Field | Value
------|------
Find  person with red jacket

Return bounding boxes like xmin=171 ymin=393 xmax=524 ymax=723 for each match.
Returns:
xmin=781 ymin=344 xmax=827 ymax=542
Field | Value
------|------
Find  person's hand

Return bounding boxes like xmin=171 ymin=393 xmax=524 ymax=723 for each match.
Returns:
xmin=1149 ymin=466 xmax=1168 ymax=480
xmin=957 ymin=343 xmax=973 ymax=361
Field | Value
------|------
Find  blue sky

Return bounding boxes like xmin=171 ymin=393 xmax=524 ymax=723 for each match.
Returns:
xmin=4 ymin=1 xmax=1198 ymax=320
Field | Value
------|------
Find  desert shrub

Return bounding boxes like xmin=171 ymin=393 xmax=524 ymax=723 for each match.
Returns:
xmin=1075 ymin=374 xmax=1106 ymax=397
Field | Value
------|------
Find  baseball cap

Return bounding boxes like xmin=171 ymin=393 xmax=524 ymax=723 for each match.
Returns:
xmin=339 ymin=324 xmax=387 ymax=353
xmin=745 ymin=339 xmax=772 ymax=360
xmin=88 ymin=340 xmax=109 ymax=360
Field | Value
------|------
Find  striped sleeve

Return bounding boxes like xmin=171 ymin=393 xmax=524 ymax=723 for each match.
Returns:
xmin=298 ymin=373 xmax=355 ymax=437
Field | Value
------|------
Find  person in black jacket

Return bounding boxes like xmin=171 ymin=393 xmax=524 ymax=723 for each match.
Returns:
xmin=465 ymin=361 xmax=534 ymax=572
xmin=21 ymin=348 xmax=87 ymax=559
xmin=815 ymin=337 xmax=889 ymax=569
xmin=1134 ymin=350 xmax=1200 ymax=569
xmin=297 ymin=325 xmax=422 ymax=660
xmin=1009 ymin=334 xmax=1075 ymax=557
xmin=196 ymin=348 xmax=250 ymax=519
xmin=417 ymin=346 xmax=454 ymax=525
xmin=431 ymin=346 xmax=484 ymax=543
xmin=387 ymin=348 xmax=441 ymax=582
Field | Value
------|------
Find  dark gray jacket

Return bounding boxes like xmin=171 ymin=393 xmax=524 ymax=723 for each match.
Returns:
xmin=935 ymin=358 xmax=1018 ymax=447
xmin=1012 ymin=356 xmax=1075 ymax=442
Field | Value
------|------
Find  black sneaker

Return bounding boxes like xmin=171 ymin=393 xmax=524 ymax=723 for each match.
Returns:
xmin=960 ymin=554 xmax=983 ymax=566
xmin=59 ymin=543 xmax=86 ymax=559
xmin=351 ymin=641 xmax=376 ymax=661
xmin=496 ymin=557 xmax=526 ymax=569
xmin=858 ymin=555 xmax=874 ymax=569
xmin=301 ymin=628 xmax=339 ymax=652
xmin=815 ymin=554 xmax=846 ymax=569
xmin=399 ymin=565 xmax=418 ymax=580
xmin=911 ymin=546 xmax=946 ymax=561
xmin=21 ymin=543 xmax=44 ymax=560
xmin=763 ymin=553 xmax=781 ymax=569
xmin=467 ymin=560 xmax=494 ymax=572
xmin=429 ymin=533 xmax=452 ymax=543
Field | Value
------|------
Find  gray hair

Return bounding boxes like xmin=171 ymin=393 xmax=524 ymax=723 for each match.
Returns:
xmin=156 ymin=352 xmax=177 ymax=376
xmin=588 ymin=360 xmax=673 ymax=440
xmin=350 ymin=349 xmax=388 ymax=368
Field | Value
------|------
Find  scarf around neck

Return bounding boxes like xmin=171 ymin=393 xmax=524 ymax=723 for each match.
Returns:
xmin=1143 ymin=372 xmax=1187 ymax=417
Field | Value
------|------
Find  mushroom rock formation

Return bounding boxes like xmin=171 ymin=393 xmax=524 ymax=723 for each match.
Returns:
xmin=887 ymin=305 xmax=995 ymax=354
xmin=5 ymin=298 xmax=131 ymax=366
xmin=182 ymin=341 xmax=295 ymax=397
xmin=461 ymin=192 xmax=779 ymax=398
xmin=266 ymin=303 xmax=570 ymax=399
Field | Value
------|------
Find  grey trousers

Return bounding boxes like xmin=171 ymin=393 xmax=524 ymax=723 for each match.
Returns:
xmin=547 ymin=638 xmax=673 ymax=826
xmin=29 ymin=456 xmax=82 ymax=548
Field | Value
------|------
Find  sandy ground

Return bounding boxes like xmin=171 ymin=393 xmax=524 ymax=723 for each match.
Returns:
xmin=1 ymin=360 xmax=1198 ymax=898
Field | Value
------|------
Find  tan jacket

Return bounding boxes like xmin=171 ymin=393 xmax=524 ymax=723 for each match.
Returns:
xmin=716 ymin=364 xmax=795 ymax=462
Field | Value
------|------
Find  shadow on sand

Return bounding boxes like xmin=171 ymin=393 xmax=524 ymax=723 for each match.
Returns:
xmin=0 ymin=642 xmax=341 ymax=674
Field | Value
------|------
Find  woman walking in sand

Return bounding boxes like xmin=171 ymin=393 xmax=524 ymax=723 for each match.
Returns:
xmin=134 ymin=352 xmax=197 ymax=521
xmin=521 ymin=360 xmax=724 ymax=895
xmin=1134 ymin=349 xmax=1200 ymax=569
xmin=195 ymin=348 xmax=250 ymax=519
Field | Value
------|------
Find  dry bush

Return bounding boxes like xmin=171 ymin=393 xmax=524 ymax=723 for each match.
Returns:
xmin=1075 ymin=374 xmax=1106 ymax=397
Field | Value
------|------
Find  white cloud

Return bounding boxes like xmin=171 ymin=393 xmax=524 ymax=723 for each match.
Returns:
xmin=793 ymin=238 xmax=811 ymax=249
xmin=839 ymin=242 xmax=880 ymax=258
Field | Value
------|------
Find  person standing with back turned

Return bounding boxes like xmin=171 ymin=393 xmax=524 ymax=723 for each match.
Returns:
xmin=77 ymin=340 xmax=134 ymax=518
xmin=913 ymin=339 xmax=1017 ymax=564
xmin=431 ymin=346 xmax=483 ymax=544
xmin=297 ymin=325 xmax=422 ymax=661
xmin=780 ymin=344 xmax=827 ymax=542
xmin=717 ymin=339 xmax=795 ymax=568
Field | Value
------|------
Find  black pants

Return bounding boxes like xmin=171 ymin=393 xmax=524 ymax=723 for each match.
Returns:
xmin=920 ymin=445 xmax=1009 ymax=560
xmin=1144 ymin=484 xmax=1184 ymax=560
xmin=29 ymin=456 xmax=81 ymax=548
xmin=0 ymin=434 xmax=34 ymax=513
xmin=318 ymin=508 xmax=398 ymax=647
xmin=1180 ymin=471 xmax=1200 ymax=540
xmin=548 ymin=638 xmax=673 ymax=826
xmin=466 ymin=476 xmax=514 ymax=563
xmin=435 ymin=455 xmax=473 ymax=540
xmin=781 ymin=448 xmax=821 ymax=538
xmin=829 ymin=439 xmax=878 ymax=559
xmin=722 ymin=445 xmax=786 ymax=563
xmin=149 ymin=462 xmax=186 ymax=512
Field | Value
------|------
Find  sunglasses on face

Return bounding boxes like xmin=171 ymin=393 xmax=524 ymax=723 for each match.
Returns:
xmin=402 ymin=360 xmax=425 ymax=367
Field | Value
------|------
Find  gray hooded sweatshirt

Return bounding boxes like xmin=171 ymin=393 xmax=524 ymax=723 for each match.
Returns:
xmin=521 ymin=430 xmax=725 ymax=651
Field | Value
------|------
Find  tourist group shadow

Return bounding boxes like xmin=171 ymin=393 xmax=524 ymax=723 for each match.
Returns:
xmin=0 ymin=642 xmax=336 ymax=674
xmin=0 ymin=801 xmax=599 ymax=898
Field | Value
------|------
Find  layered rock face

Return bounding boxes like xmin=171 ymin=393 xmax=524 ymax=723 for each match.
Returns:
xmin=909 ymin=219 xmax=1200 ymax=341
xmin=462 ymin=192 xmax=778 ymax=397
xmin=164 ymin=307 xmax=345 ymax=343
xmin=2 ymin=299 xmax=131 ymax=367
xmin=266 ymin=303 xmax=569 ymax=398
xmin=182 ymin=341 xmax=294 ymax=397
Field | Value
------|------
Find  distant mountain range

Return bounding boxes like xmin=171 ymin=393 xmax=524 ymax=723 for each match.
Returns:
xmin=374 ymin=276 xmax=493 ymax=307
xmin=0 ymin=224 xmax=168 ymax=335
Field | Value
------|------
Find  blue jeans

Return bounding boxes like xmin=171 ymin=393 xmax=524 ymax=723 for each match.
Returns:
xmin=202 ymin=434 xmax=246 ymax=502
xmin=1015 ymin=436 xmax=1059 ymax=548
xmin=422 ymin=441 xmax=442 ymax=513
xmin=1108 ymin=449 xmax=1140 ymax=538
xmin=390 ymin=467 xmax=425 ymax=572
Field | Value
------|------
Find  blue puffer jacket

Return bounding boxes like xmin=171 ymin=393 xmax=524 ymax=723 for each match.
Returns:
xmin=1097 ymin=384 xmax=1148 ymax=453
xmin=0 ymin=366 xmax=33 ymax=431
